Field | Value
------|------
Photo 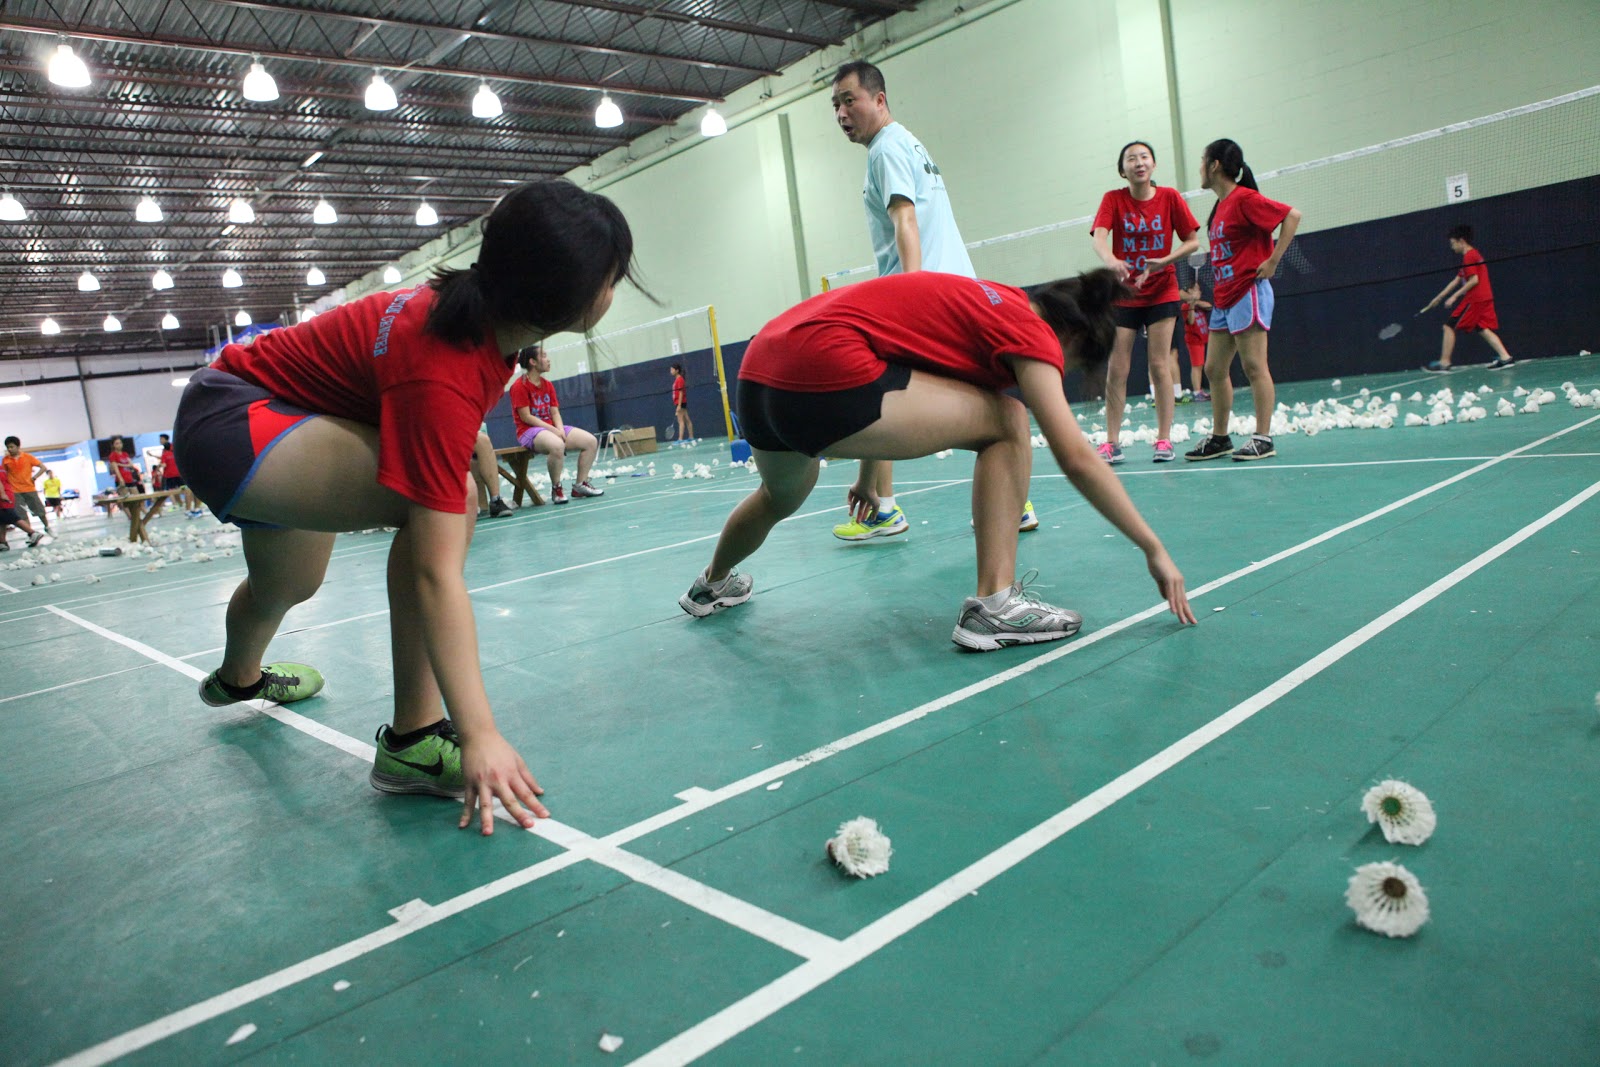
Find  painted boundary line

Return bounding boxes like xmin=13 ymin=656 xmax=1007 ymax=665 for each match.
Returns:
xmin=630 ymin=477 xmax=1600 ymax=1065
xmin=42 ymin=415 xmax=1598 ymax=1065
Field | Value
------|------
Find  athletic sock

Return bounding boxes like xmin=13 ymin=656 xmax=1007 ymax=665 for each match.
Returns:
xmin=1211 ymin=433 xmax=1232 ymax=444
xmin=382 ymin=721 xmax=444 ymax=750
xmin=877 ymin=495 xmax=896 ymax=514
xmin=977 ymin=587 xmax=1013 ymax=612
xmin=218 ymin=675 xmax=267 ymax=701
xmin=1253 ymin=434 xmax=1272 ymax=443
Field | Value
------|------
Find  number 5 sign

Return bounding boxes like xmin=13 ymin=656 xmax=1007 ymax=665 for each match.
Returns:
xmin=1446 ymin=173 xmax=1471 ymax=203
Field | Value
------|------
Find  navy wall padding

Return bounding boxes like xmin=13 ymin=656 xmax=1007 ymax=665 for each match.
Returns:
xmin=1065 ymin=173 xmax=1600 ymax=401
xmin=487 ymin=340 xmax=750 ymax=449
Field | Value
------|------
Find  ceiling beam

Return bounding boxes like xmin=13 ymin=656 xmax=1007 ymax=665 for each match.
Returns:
xmin=531 ymin=0 xmax=840 ymax=49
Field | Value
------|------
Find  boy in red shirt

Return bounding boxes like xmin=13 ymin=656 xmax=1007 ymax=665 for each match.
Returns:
xmin=510 ymin=346 xmax=603 ymax=504
xmin=670 ymin=362 xmax=695 ymax=442
xmin=1421 ymin=224 xmax=1514 ymax=371
xmin=679 ymin=269 xmax=1195 ymax=647
xmin=1090 ymin=140 xmax=1201 ymax=463
xmin=1184 ymin=138 xmax=1302 ymax=463
xmin=1179 ymin=282 xmax=1212 ymax=400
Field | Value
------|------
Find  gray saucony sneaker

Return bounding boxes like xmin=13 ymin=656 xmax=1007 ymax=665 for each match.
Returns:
xmin=951 ymin=575 xmax=1082 ymax=651
xmin=679 ymin=569 xmax=753 ymax=617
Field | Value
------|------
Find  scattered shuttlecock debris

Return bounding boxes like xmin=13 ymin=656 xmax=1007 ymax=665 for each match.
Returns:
xmin=826 ymin=816 xmax=893 ymax=878
xmin=1346 ymin=861 xmax=1430 ymax=938
xmin=598 ymin=1033 xmax=624 ymax=1054
xmin=1331 ymin=379 xmax=1342 ymax=388
xmin=225 ymin=1023 xmax=257 ymax=1046
xmin=49 ymin=572 xmax=62 ymax=582
xmin=85 ymin=574 xmax=102 ymax=584
xmin=333 ymin=980 xmax=351 ymax=992
xmin=1361 ymin=780 xmax=1437 ymax=845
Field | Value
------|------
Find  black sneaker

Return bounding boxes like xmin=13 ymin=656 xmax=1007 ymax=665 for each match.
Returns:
xmin=1484 ymin=357 xmax=1514 ymax=370
xmin=1184 ymin=434 xmax=1234 ymax=462
xmin=488 ymin=498 xmax=513 ymax=517
xmin=1423 ymin=361 xmax=1454 ymax=373
xmin=1233 ymin=437 xmax=1276 ymax=461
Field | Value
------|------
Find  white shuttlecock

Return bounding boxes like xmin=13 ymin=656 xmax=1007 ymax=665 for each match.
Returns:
xmin=85 ymin=574 xmax=102 ymax=584
xmin=145 ymin=561 xmax=163 ymax=573
xmin=826 ymin=816 xmax=892 ymax=878
xmin=1403 ymin=413 xmax=1425 ymax=427
xmin=1513 ymin=386 xmax=1529 ymax=397
xmin=598 ymin=1033 xmax=624 ymax=1053
xmin=194 ymin=552 xmax=213 ymax=563
xmin=1361 ymin=780 xmax=1437 ymax=845
xmin=30 ymin=575 xmax=46 ymax=586
xmin=1522 ymin=401 xmax=1541 ymax=414
xmin=1346 ymin=861 xmax=1430 ymax=938
xmin=1331 ymin=378 xmax=1342 ymax=388
xmin=49 ymin=572 xmax=62 ymax=582
xmin=1495 ymin=398 xmax=1515 ymax=417
xmin=1477 ymin=385 xmax=1493 ymax=395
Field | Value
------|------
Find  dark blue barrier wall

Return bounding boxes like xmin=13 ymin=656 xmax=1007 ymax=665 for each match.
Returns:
xmin=486 ymin=340 xmax=749 ymax=449
xmin=1063 ymin=173 xmax=1600 ymax=402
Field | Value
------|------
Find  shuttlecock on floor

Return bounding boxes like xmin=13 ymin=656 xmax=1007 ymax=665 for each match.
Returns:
xmin=1495 ymin=398 xmax=1516 ymax=417
xmin=1404 ymin=412 xmax=1426 ymax=427
xmin=826 ymin=816 xmax=892 ymax=878
xmin=1513 ymin=386 xmax=1529 ymax=397
xmin=1346 ymin=861 xmax=1430 ymax=938
xmin=85 ymin=574 xmax=102 ymax=584
xmin=1522 ymin=401 xmax=1541 ymax=414
xmin=1361 ymin=780 xmax=1437 ymax=845
xmin=30 ymin=575 xmax=46 ymax=586
xmin=1331 ymin=378 xmax=1342 ymax=388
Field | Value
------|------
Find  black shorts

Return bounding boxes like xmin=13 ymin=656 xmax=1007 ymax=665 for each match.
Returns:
xmin=738 ymin=363 xmax=912 ymax=457
xmin=1112 ymin=302 xmax=1180 ymax=330
xmin=173 ymin=367 xmax=318 ymax=525
xmin=45 ymin=497 xmax=61 ymax=507
xmin=162 ymin=475 xmax=186 ymax=489
xmin=0 ymin=506 xmax=19 ymax=525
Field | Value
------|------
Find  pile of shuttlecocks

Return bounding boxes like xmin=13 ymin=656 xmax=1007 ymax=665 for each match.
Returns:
xmin=1346 ymin=779 xmax=1437 ymax=938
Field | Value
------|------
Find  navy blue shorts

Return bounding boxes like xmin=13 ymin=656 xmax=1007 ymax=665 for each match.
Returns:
xmin=737 ymin=362 xmax=912 ymax=457
xmin=173 ymin=368 xmax=319 ymax=526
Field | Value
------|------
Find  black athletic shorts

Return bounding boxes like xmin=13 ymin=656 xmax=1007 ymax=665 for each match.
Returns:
xmin=0 ymin=506 xmax=19 ymax=525
xmin=1112 ymin=301 xmax=1180 ymax=330
xmin=162 ymin=475 xmax=186 ymax=488
xmin=738 ymin=362 xmax=912 ymax=457
xmin=173 ymin=367 xmax=318 ymax=525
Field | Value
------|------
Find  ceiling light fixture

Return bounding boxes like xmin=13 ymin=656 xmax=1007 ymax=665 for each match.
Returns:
xmin=47 ymin=42 xmax=91 ymax=89
xmin=305 ymin=266 xmax=326 ymax=286
xmin=365 ymin=71 xmax=398 ymax=112
xmin=414 ymin=201 xmax=438 ymax=226
xmin=152 ymin=269 xmax=174 ymax=290
xmin=382 ymin=265 xmax=402 ymax=284
xmin=40 ymin=317 xmax=61 ymax=335
xmin=595 ymin=94 xmax=623 ymax=129
xmin=312 ymin=199 xmax=337 ymax=225
xmin=0 ymin=392 xmax=31 ymax=404
xmin=161 ymin=312 xmax=180 ymax=330
xmin=0 ymin=192 xmax=25 ymax=221
xmin=221 ymin=268 xmax=243 ymax=288
xmin=700 ymin=108 xmax=728 ymax=137
xmin=77 ymin=270 xmax=100 ymax=292
xmin=235 ymin=310 xmax=252 ymax=327
xmin=227 ymin=198 xmax=256 ymax=223
xmin=472 ymin=81 xmax=503 ymax=119
xmin=103 ymin=314 xmax=122 ymax=332
xmin=242 ymin=58 xmax=279 ymax=102
xmin=135 ymin=196 xmax=163 ymax=223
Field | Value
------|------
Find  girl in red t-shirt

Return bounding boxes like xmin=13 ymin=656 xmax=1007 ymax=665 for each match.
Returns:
xmin=669 ymin=362 xmax=695 ymax=442
xmin=1090 ymin=141 xmax=1201 ymax=464
xmin=1419 ymin=224 xmax=1514 ymax=371
xmin=1185 ymin=138 xmax=1302 ymax=463
xmin=172 ymin=180 xmax=640 ymax=836
xmin=511 ymin=345 xmax=603 ymax=504
xmin=679 ymin=269 xmax=1196 ymax=647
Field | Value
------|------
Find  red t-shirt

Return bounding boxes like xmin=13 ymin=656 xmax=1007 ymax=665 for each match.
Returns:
xmin=510 ymin=376 xmax=559 ymax=426
xmin=1457 ymin=247 xmax=1493 ymax=304
xmin=1091 ymin=186 xmax=1199 ymax=306
xmin=1183 ymin=303 xmax=1211 ymax=346
xmin=107 ymin=450 xmax=138 ymax=485
xmin=161 ymin=447 xmax=180 ymax=479
xmin=739 ymin=273 xmax=1063 ymax=393
xmin=672 ymin=375 xmax=686 ymax=406
xmin=211 ymin=286 xmax=514 ymax=513
xmin=1205 ymin=187 xmax=1293 ymax=310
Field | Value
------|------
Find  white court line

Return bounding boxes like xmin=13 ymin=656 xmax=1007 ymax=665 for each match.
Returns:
xmin=46 ymin=413 xmax=1600 ymax=1067
xmin=0 ymin=578 xmax=19 ymax=593
xmin=0 ymin=663 xmax=158 ymax=707
xmin=630 ymin=475 xmax=1600 ymax=1066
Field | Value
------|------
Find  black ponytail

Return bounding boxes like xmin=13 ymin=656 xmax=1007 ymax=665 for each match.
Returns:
xmin=426 ymin=179 xmax=644 ymax=348
xmin=1031 ymin=267 xmax=1127 ymax=378
xmin=1202 ymin=138 xmax=1255 ymax=227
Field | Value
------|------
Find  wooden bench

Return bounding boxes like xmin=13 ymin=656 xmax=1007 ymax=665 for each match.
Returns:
xmin=96 ymin=488 xmax=188 ymax=543
xmin=492 ymin=447 xmax=546 ymax=508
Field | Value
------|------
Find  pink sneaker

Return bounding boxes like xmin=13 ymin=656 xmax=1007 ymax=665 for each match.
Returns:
xmin=1096 ymin=441 xmax=1125 ymax=465
xmin=1153 ymin=439 xmax=1175 ymax=463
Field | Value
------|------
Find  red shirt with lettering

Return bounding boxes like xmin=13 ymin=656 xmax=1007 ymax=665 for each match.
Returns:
xmin=1205 ymin=187 xmax=1293 ymax=310
xmin=672 ymin=374 xmax=686 ymax=406
xmin=161 ymin=447 xmax=181 ymax=479
xmin=1457 ymin=247 xmax=1493 ymax=304
xmin=1091 ymin=186 xmax=1199 ymax=306
xmin=107 ymin=450 xmax=138 ymax=486
xmin=210 ymin=286 xmax=514 ymax=513
xmin=739 ymin=273 xmax=1063 ymax=393
xmin=510 ymin=376 xmax=559 ymax=425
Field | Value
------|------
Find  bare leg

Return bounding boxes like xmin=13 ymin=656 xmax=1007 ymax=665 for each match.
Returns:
xmin=1205 ymin=330 xmax=1240 ymax=433
xmin=218 ymin=529 xmax=336 ymax=687
xmin=1479 ymin=328 xmax=1513 ymax=361
xmin=566 ymin=427 xmax=598 ymax=483
xmin=471 ymin=431 xmax=498 ymax=508
xmin=1235 ymin=327 xmax=1276 ymax=433
xmin=707 ymin=450 xmax=821 ymax=581
xmin=1103 ymin=326 xmax=1137 ymax=445
xmin=1147 ymin=316 xmax=1178 ymax=441
xmin=1438 ymin=325 xmax=1456 ymax=367
xmin=875 ymin=460 xmax=894 ymax=500
xmin=533 ymin=432 xmax=566 ymax=484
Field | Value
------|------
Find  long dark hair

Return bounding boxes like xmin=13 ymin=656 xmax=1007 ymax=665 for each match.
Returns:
xmin=1031 ymin=268 xmax=1126 ymax=378
xmin=426 ymin=179 xmax=641 ymax=347
xmin=1116 ymin=140 xmax=1156 ymax=180
xmin=1202 ymin=138 xmax=1258 ymax=227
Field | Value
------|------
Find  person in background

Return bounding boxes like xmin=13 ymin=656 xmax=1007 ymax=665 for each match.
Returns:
xmin=1422 ymin=224 xmax=1514 ymax=372
xmin=42 ymin=470 xmax=64 ymax=520
xmin=670 ymin=362 xmax=696 ymax=443
xmin=472 ymin=425 xmax=513 ymax=518
xmin=3 ymin=436 xmax=52 ymax=532
xmin=510 ymin=345 xmax=604 ymax=505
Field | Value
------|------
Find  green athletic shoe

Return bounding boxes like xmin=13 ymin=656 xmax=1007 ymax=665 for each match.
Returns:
xmin=370 ymin=719 xmax=465 ymax=798
xmin=832 ymin=505 xmax=909 ymax=541
xmin=198 ymin=663 xmax=325 ymax=707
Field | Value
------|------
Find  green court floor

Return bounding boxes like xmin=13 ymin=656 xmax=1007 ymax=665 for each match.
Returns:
xmin=3 ymin=356 xmax=1598 ymax=1066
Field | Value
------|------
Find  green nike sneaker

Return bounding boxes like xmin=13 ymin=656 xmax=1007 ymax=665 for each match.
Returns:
xmin=370 ymin=719 xmax=465 ymax=799
xmin=198 ymin=662 xmax=325 ymax=707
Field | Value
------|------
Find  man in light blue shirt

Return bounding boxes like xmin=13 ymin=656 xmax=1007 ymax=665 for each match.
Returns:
xmin=828 ymin=61 xmax=1034 ymax=541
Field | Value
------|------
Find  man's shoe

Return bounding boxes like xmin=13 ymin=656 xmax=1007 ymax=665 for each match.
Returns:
xmin=679 ymin=570 xmax=754 ymax=617
xmin=1185 ymin=435 xmax=1233 ymax=461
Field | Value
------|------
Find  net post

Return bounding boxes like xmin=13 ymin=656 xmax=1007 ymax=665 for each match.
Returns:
xmin=708 ymin=305 xmax=735 ymax=442
xmin=819 ymin=275 xmax=831 ymax=293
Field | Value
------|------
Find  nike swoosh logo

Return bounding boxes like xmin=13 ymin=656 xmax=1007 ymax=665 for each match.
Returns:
xmin=392 ymin=755 xmax=445 ymax=776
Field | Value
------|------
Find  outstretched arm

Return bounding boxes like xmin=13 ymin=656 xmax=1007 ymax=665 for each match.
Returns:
xmin=1011 ymin=358 xmax=1196 ymax=623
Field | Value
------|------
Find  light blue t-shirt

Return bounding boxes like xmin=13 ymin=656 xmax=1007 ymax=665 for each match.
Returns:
xmin=863 ymin=121 xmax=975 ymax=278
